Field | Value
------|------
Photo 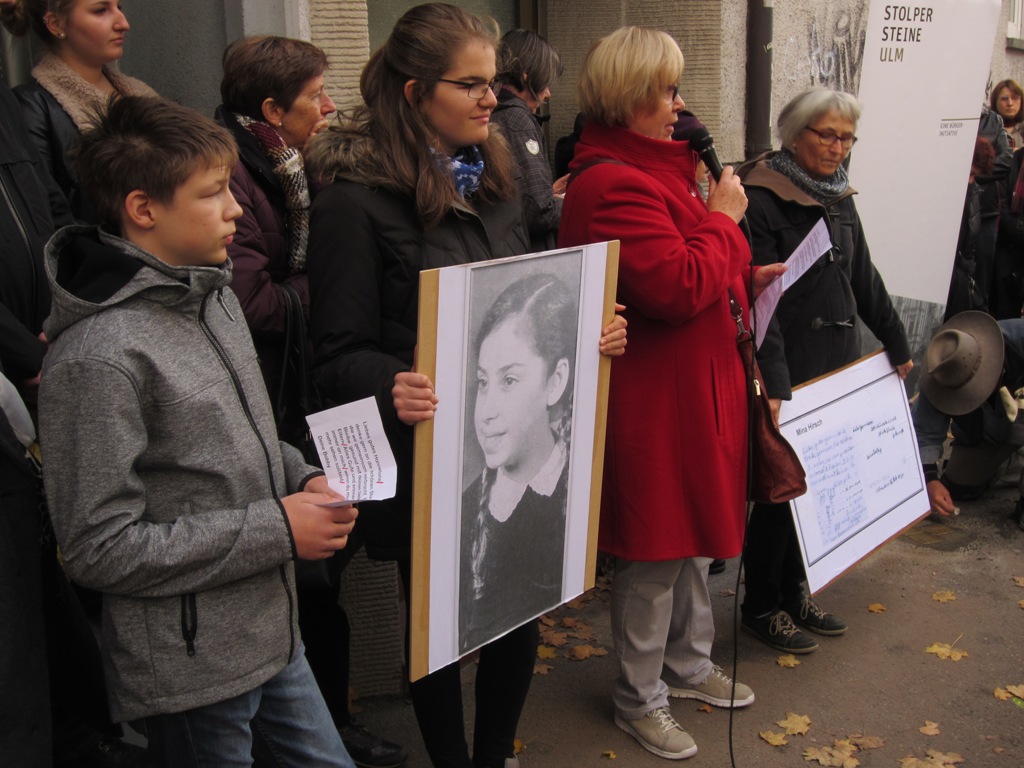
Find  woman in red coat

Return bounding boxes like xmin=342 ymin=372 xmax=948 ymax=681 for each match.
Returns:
xmin=558 ymin=26 xmax=783 ymax=761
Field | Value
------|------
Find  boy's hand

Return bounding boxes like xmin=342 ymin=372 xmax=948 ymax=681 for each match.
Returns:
xmin=283 ymin=492 xmax=357 ymax=559
xmin=393 ymin=371 xmax=438 ymax=425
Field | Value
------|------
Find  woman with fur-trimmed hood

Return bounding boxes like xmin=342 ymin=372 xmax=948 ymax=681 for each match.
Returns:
xmin=304 ymin=6 xmax=625 ymax=766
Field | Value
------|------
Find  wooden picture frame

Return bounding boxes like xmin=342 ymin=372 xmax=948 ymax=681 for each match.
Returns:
xmin=409 ymin=242 xmax=619 ymax=681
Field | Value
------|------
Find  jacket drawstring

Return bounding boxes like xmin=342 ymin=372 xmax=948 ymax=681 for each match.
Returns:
xmin=180 ymin=593 xmax=197 ymax=656
xmin=217 ymin=288 xmax=236 ymax=321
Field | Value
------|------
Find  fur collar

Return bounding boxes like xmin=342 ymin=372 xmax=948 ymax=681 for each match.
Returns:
xmin=304 ymin=124 xmax=409 ymax=195
xmin=31 ymin=52 xmax=157 ymax=131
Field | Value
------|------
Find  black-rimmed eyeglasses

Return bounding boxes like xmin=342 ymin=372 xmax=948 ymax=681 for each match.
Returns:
xmin=803 ymin=126 xmax=858 ymax=149
xmin=437 ymin=78 xmax=499 ymax=99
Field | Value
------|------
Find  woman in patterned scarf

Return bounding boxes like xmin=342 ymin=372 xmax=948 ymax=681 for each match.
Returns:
xmin=216 ymin=36 xmax=408 ymax=768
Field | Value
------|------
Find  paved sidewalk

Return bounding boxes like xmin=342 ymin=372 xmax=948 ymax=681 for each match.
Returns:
xmin=355 ymin=487 xmax=1024 ymax=767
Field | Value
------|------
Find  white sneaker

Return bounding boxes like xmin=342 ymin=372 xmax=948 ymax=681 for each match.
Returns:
xmin=614 ymin=706 xmax=698 ymax=759
xmin=668 ymin=665 xmax=755 ymax=708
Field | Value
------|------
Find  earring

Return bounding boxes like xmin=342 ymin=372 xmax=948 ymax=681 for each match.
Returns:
xmin=58 ymin=32 xmax=66 ymax=38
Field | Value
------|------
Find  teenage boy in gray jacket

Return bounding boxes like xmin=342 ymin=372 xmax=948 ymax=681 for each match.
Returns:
xmin=37 ymin=96 xmax=357 ymax=767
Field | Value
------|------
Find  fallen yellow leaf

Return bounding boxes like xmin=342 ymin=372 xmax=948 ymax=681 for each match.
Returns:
xmin=536 ymin=645 xmax=557 ymax=660
xmin=696 ymin=703 xmax=713 ymax=714
xmin=924 ymin=642 xmax=969 ymax=661
xmin=540 ymin=630 xmax=569 ymax=647
xmin=994 ymin=687 xmax=1012 ymax=700
xmin=925 ymin=748 xmax=964 ymax=764
xmin=802 ymin=745 xmax=833 ymax=764
xmin=1018 ymin=599 xmax=1024 ymax=609
xmin=1006 ymin=684 xmax=1024 ymax=698
xmin=919 ymin=720 xmax=940 ymax=735
xmin=932 ymin=590 xmax=956 ymax=603
xmin=759 ymin=730 xmax=788 ymax=746
xmin=539 ymin=615 xmax=557 ymax=627
xmin=847 ymin=734 xmax=884 ymax=750
xmin=533 ymin=663 xmax=553 ymax=676
xmin=564 ymin=644 xmax=608 ymax=661
xmin=803 ymin=744 xmax=860 ymax=767
xmin=514 ymin=738 xmax=525 ymax=755
xmin=601 ymin=750 xmax=616 ymax=759
xmin=720 ymin=588 xmax=737 ymax=597
xmin=867 ymin=603 xmax=886 ymax=613
xmin=562 ymin=617 xmax=579 ymax=628
xmin=777 ymin=712 xmax=811 ymax=735
xmin=1013 ymin=576 xmax=1024 ymax=588
xmin=777 ymin=654 xmax=801 ymax=668
xmin=831 ymin=739 xmax=856 ymax=756
xmin=567 ymin=626 xmax=597 ymax=641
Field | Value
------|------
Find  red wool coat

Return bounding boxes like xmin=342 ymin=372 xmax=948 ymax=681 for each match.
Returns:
xmin=559 ymin=122 xmax=753 ymax=561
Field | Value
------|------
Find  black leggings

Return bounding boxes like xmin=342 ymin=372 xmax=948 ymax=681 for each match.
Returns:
xmin=398 ymin=560 xmax=537 ymax=768
xmin=741 ymin=502 xmax=807 ymax=618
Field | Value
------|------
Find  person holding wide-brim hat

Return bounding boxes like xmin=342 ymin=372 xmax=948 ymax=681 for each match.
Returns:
xmin=913 ymin=310 xmax=1024 ymax=530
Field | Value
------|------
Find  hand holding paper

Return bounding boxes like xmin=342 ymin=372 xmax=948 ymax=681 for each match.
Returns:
xmin=754 ymin=218 xmax=833 ymax=347
xmin=305 ymin=397 xmax=399 ymax=504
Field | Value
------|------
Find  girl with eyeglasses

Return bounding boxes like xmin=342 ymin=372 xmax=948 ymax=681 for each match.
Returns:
xmin=304 ymin=5 xmax=625 ymax=766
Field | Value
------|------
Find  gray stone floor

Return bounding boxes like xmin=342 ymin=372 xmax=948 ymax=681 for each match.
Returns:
xmin=354 ymin=487 xmax=1024 ymax=768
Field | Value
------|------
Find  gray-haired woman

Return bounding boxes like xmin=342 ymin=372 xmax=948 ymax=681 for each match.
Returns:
xmin=737 ymin=87 xmax=912 ymax=654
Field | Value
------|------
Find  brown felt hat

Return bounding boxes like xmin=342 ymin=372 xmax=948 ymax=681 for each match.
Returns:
xmin=920 ymin=311 xmax=1004 ymax=416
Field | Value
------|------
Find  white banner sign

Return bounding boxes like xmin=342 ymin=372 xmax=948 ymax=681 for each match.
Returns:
xmin=852 ymin=0 xmax=1001 ymax=304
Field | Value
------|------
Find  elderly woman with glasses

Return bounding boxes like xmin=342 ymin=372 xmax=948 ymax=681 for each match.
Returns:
xmin=558 ymin=26 xmax=785 ymax=760
xmin=736 ymin=87 xmax=912 ymax=655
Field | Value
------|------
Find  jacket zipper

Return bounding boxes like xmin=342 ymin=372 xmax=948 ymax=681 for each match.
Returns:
xmin=0 ymin=174 xmax=39 ymax=319
xmin=180 ymin=593 xmax=197 ymax=656
xmin=197 ymin=290 xmax=296 ymax=657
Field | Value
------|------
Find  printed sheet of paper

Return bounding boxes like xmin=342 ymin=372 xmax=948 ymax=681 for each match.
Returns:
xmin=305 ymin=397 xmax=398 ymax=504
xmin=754 ymin=219 xmax=832 ymax=347
xmin=778 ymin=353 xmax=929 ymax=593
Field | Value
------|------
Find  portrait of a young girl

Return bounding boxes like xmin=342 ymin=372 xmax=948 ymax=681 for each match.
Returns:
xmin=459 ymin=265 xmax=580 ymax=653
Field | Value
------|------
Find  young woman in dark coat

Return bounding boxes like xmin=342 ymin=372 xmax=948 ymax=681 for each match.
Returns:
xmin=305 ymin=6 xmax=625 ymax=766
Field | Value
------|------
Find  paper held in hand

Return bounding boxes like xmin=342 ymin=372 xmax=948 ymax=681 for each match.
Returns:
xmin=305 ymin=396 xmax=398 ymax=505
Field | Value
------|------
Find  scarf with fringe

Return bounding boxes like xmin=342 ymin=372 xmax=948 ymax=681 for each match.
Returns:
xmin=234 ymin=114 xmax=310 ymax=272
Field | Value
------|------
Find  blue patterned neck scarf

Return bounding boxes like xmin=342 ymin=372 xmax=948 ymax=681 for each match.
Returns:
xmin=434 ymin=145 xmax=485 ymax=199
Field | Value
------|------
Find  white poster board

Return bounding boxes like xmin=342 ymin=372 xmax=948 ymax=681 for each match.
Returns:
xmin=410 ymin=242 xmax=617 ymax=679
xmin=778 ymin=353 xmax=929 ymax=592
xmin=852 ymin=0 xmax=1001 ymax=304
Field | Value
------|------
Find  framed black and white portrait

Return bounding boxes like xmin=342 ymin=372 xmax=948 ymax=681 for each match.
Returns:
xmin=410 ymin=242 xmax=618 ymax=680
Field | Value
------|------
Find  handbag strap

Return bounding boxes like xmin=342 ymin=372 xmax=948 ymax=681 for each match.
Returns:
xmin=727 ymin=287 xmax=752 ymax=344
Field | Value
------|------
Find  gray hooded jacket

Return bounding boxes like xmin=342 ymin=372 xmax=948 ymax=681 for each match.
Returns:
xmin=38 ymin=225 xmax=319 ymax=722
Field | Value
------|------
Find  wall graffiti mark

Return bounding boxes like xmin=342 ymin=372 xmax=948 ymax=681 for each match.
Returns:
xmin=807 ymin=7 xmax=867 ymax=94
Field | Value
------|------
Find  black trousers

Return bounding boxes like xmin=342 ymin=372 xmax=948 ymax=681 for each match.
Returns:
xmin=741 ymin=502 xmax=807 ymax=618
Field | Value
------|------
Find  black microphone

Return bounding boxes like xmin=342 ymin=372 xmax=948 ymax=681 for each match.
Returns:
xmin=688 ymin=126 xmax=753 ymax=247
xmin=688 ymin=127 xmax=724 ymax=181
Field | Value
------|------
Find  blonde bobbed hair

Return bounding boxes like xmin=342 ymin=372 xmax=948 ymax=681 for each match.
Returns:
xmin=577 ymin=26 xmax=684 ymax=128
